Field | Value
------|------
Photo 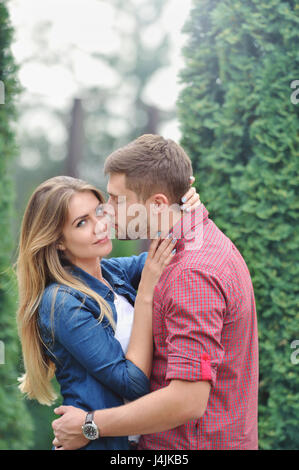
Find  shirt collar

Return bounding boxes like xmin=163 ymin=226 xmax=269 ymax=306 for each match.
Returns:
xmin=63 ymin=261 xmax=121 ymax=299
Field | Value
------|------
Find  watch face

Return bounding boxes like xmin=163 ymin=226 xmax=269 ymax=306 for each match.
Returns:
xmin=84 ymin=424 xmax=98 ymax=440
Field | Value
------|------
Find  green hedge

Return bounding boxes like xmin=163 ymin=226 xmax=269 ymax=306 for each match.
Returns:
xmin=0 ymin=0 xmax=33 ymax=449
xmin=178 ymin=0 xmax=299 ymax=450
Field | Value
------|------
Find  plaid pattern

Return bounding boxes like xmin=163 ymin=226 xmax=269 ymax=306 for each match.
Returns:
xmin=138 ymin=205 xmax=259 ymax=450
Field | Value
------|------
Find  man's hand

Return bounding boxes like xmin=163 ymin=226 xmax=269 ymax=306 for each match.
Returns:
xmin=52 ymin=405 xmax=89 ymax=450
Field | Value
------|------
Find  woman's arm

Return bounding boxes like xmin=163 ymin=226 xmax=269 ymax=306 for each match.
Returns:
xmin=125 ymin=236 xmax=177 ymax=378
xmin=125 ymin=295 xmax=153 ymax=379
xmin=39 ymin=286 xmax=149 ymax=401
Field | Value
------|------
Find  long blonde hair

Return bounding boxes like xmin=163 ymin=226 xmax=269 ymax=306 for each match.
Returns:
xmin=16 ymin=176 xmax=115 ymax=405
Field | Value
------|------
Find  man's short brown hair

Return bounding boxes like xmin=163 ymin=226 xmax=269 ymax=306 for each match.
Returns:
xmin=104 ymin=134 xmax=193 ymax=204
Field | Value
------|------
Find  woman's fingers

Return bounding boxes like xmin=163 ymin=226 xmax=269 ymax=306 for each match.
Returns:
xmin=181 ymin=186 xmax=196 ymax=204
xmin=148 ymin=233 xmax=161 ymax=259
xmin=181 ymin=194 xmax=201 ymax=213
xmin=181 ymin=177 xmax=195 ymax=204
xmin=162 ymin=243 xmax=177 ymax=266
xmin=181 ymin=188 xmax=201 ymax=213
xmin=153 ymin=236 xmax=177 ymax=264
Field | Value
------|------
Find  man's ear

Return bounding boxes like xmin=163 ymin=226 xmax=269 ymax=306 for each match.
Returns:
xmin=152 ymin=194 xmax=169 ymax=213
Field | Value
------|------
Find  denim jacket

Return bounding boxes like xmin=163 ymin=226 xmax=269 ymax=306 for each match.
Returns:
xmin=38 ymin=252 xmax=148 ymax=450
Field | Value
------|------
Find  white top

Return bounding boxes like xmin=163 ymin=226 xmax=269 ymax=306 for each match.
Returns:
xmin=114 ymin=292 xmax=135 ymax=354
xmin=113 ymin=291 xmax=140 ymax=444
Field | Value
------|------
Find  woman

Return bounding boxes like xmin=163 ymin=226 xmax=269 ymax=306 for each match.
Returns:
xmin=16 ymin=176 xmax=199 ymax=450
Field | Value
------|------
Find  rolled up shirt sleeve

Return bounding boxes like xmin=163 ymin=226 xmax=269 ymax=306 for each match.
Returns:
xmin=163 ymin=269 xmax=226 ymax=387
xmin=40 ymin=286 xmax=149 ymax=401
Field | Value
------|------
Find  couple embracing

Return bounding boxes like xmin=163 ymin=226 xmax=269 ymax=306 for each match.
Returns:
xmin=17 ymin=134 xmax=259 ymax=450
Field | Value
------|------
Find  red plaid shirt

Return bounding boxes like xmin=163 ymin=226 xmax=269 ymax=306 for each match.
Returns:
xmin=138 ymin=204 xmax=259 ymax=450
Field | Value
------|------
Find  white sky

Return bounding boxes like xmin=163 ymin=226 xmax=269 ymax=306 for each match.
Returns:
xmin=9 ymin=0 xmax=192 ymax=156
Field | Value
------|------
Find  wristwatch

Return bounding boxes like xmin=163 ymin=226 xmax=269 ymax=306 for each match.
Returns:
xmin=82 ymin=411 xmax=100 ymax=440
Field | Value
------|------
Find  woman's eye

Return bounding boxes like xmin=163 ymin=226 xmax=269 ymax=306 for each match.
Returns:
xmin=77 ymin=219 xmax=86 ymax=228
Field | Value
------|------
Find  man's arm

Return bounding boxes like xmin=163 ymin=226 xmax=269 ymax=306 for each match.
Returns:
xmin=95 ymin=379 xmax=210 ymax=436
xmin=52 ymin=379 xmax=210 ymax=450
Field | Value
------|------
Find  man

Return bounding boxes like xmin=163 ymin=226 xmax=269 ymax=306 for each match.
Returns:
xmin=52 ymin=134 xmax=259 ymax=450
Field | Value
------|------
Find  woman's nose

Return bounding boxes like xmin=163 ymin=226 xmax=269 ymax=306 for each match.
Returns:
xmin=94 ymin=216 xmax=109 ymax=237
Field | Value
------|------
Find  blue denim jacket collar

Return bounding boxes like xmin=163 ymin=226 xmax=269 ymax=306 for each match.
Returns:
xmin=64 ymin=260 xmax=125 ymax=301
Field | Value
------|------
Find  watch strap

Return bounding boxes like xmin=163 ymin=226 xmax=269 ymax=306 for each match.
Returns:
xmin=85 ymin=411 xmax=94 ymax=424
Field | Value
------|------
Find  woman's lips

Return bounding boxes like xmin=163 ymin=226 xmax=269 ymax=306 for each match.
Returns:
xmin=93 ymin=236 xmax=109 ymax=245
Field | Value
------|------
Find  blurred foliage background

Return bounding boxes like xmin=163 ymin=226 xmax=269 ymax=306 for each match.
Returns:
xmin=0 ymin=0 xmax=298 ymax=450
xmin=0 ymin=1 xmax=33 ymax=449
